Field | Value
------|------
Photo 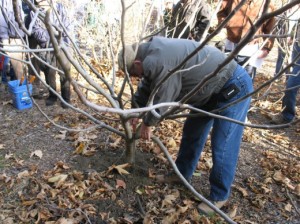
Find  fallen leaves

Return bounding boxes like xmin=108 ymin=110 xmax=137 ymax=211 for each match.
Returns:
xmin=30 ymin=150 xmax=43 ymax=159
xmin=107 ymin=163 xmax=131 ymax=175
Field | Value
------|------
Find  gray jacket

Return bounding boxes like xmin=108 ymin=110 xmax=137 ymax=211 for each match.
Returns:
xmin=134 ymin=37 xmax=237 ymax=126
xmin=30 ymin=3 xmax=71 ymax=47
xmin=0 ymin=0 xmax=24 ymax=40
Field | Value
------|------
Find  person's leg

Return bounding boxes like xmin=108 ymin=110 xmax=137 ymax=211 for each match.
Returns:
xmin=1 ymin=56 xmax=10 ymax=83
xmin=60 ymin=75 xmax=71 ymax=108
xmin=281 ymin=43 xmax=300 ymax=121
xmin=275 ymin=47 xmax=285 ymax=75
xmin=2 ymin=39 xmax=25 ymax=80
xmin=209 ymin=65 xmax=253 ymax=201
xmin=175 ymin=115 xmax=214 ymax=181
xmin=45 ymin=67 xmax=57 ymax=106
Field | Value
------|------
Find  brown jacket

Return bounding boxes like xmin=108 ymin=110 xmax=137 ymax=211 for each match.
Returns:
xmin=217 ymin=0 xmax=276 ymax=50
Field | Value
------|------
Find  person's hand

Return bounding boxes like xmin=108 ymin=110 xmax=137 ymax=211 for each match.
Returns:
xmin=130 ymin=118 xmax=140 ymax=133
xmin=287 ymin=36 xmax=293 ymax=45
xmin=140 ymin=123 xmax=152 ymax=141
xmin=257 ymin=49 xmax=269 ymax=59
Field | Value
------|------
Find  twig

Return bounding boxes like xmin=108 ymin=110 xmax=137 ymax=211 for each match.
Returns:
xmin=44 ymin=197 xmax=93 ymax=224
xmin=136 ymin=194 xmax=146 ymax=217
xmin=285 ymin=187 xmax=300 ymax=217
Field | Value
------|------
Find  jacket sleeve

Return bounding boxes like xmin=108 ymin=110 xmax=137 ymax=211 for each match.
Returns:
xmin=217 ymin=0 xmax=230 ymax=25
xmin=133 ymin=77 xmax=152 ymax=108
xmin=261 ymin=4 xmax=276 ymax=50
xmin=140 ymin=61 xmax=181 ymax=126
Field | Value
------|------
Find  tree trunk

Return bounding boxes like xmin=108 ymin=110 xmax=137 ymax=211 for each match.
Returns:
xmin=125 ymin=138 xmax=136 ymax=165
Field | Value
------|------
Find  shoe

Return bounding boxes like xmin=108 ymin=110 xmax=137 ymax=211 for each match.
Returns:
xmin=32 ymin=88 xmax=43 ymax=99
xmin=198 ymin=200 xmax=228 ymax=215
xmin=45 ymin=96 xmax=57 ymax=106
xmin=155 ymin=172 xmax=189 ymax=185
xmin=270 ymin=114 xmax=290 ymax=124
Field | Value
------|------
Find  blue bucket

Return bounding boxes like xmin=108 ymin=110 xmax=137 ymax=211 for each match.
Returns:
xmin=8 ymin=80 xmax=33 ymax=110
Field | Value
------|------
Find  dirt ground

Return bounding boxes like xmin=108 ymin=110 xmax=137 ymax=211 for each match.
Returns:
xmin=0 ymin=52 xmax=299 ymax=224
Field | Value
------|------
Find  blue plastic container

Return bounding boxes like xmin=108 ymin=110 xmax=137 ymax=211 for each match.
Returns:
xmin=8 ymin=80 xmax=33 ymax=110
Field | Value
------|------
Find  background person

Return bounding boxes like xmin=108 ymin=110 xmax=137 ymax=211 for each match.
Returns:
xmin=28 ymin=0 xmax=72 ymax=107
xmin=167 ymin=0 xmax=211 ymax=41
xmin=217 ymin=0 xmax=276 ymax=80
xmin=271 ymin=5 xmax=300 ymax=124
xmin=0 ymin=0 xmax=25 ymax=80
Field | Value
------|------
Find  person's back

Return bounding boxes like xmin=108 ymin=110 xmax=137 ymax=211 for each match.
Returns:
xmin=132 ymin=37 xmax=237 ymax=113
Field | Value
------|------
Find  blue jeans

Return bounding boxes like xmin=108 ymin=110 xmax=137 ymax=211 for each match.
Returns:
xmin=175 ymin=65 xmax=253 ymax=201
xmin=275 ymin=47 xmax=285 ymax=75
xmin=282 ymin=42 xmax=300 ymax=122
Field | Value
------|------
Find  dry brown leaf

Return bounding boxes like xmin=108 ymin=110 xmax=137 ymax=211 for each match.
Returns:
xmin=55 ymin=130 xmax=67 ymax=140
xmin=17 ymin=170 xmax=30 ymax=179
xmin=30 ymin=150 xmax=43 ymax=159
xmin=36 ymin=189 xmax=46 ymax=200
xmin=22 ymin=200 xmax=37 ymax=206
xmin=284 ymin=203 xmax=292 ymax=212
xmin=48 ymin=174 xmax=68 ymax=183
xmin=198 ymin=216 xmax=211 ymax=224
xmin=167 ymin=137 xmax=177 ymax=149
xmin=2 ymin=100 xmax=12 ymax=106
xmin=143 ymin=213 xmax=154 ymax=224
xmin=228 ymin=205 xmax=238 ymax=218
xmin=73 ymin=142 xmax=87 ymax=155
xmin=55 ymin=161 xmax=70 ymax=170
xmin=234 ymin=185 xmax=249 ymax=197
xmin=1 ymin=218 xmax=14 ymax=224
xmin=177 ymin=205 xmax=189 ymax=213
xmin=29 ymin=208 xmax=38 ymax=218
xmin=273 ymin=171 xmax=295 ymax=190
xmin=295 ymin=184 xmax=300 ymax=196
xmin=116 ymin=179 xmax=126 ymax=189
xmin=273 ymin=170 xmax=285 ymax=182
xmin=161 ymin=194 xmax=177 ymax=208
xmin=162 ymin=210 xmax=179 ymax=224
xmin=108 ymin=163 xmax=130 ymax=175
xmin=5 ymin=153 xmax=14 ymax=160
xmin=0 ymin=173 xmax=8 ymax=181
xmin=110 ymin=137 xmax=122 ymax=148
xmin=82 ymin=147 xmax=97 ymax=156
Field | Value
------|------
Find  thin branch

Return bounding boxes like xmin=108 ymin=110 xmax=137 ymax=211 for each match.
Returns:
xmin=285 ymin=187 xmax=300 ymax=217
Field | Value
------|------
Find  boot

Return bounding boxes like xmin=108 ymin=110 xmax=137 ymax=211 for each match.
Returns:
xmin=198 ymin=200 xmax=228 ymax=215
xmin=61 ymin=84 xmax=71 ymax=109
xmin=45 ymin=95 xmax=57 ymax=106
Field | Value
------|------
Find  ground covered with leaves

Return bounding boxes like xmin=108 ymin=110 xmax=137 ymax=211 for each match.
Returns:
xmin=0 ymin=54 xmax=299 ymax=224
